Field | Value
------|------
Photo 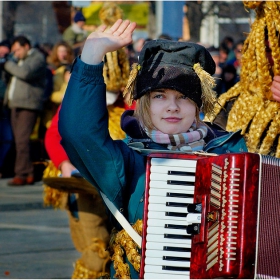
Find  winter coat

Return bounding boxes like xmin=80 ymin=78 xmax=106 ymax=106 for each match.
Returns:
xmin=4 ymin=48 xmax=46 ymax=110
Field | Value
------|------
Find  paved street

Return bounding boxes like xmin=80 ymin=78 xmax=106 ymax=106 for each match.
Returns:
xmin=0 ymin=178 xmax=80 ymax=279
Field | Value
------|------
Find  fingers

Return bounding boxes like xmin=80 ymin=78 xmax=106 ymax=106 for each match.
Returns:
xmin=109 ymin=19 xmax=136 ymax=38
xmin=273 ymin=75 xmax=280 ymax=83
xmin=272 ymin=93 xmax=280 ymax=102
xmin=122 ymin=21 xmax=137 ymax=37
xmin=109 ymin=19 xmax=124 ymax=34
xmin=97 ymin=24 xmax=108 ymax=33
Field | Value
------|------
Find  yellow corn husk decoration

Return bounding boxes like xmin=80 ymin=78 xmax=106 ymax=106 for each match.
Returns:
xmin=71 ymin=259 xmax=110 ymax=279
xmin=108 ymin=105 xmax=126 ymax=140
xmin=42 ymin=161 xmax=68 ymax=209
xmin=209 ymin=1 xmax=280 ymax=157
xmin=123 ymin=63 xmax=140 ymax=106
xmin=109 ymin=219 xmax=143 ymax=279
xmin=72 ymin=237 xmax=111 ymax=279
xmin=99 ymin=2 xmax=123 ymax=27
xmin=193 ymin=62 xmax=217 ymax=120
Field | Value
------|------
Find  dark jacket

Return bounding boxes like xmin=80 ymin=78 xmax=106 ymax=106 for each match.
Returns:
xmin=4 ymin=48 xmax=46 ymax=110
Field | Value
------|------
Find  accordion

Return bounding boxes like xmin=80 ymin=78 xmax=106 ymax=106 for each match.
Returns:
xmin=140 ymin=152 xmax=280 ymax=279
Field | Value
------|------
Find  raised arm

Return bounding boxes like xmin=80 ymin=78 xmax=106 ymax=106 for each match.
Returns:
xmin=58 ymin=19 xmax=139 ymax=210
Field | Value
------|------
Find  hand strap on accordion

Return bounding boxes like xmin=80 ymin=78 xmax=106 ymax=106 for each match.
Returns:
xmin=100 ymin=191 xmax=142 ymax=248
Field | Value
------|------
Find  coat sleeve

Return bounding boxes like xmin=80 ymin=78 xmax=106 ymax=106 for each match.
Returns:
xmin=45 ymin=105 xmax=69 ymax=169
xmin=58 ymin=57 xmax=131 ymax=210
xmin=4 ymin=51 xmax=46 ymax=81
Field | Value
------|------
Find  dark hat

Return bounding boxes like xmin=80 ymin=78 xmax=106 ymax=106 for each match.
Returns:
xmin=134 ymin=40 xmax=216 ymax=109
xmin=74 ymin=11 xmax=86 ymax=23
xmin=0 ymin=39 xmax=11 ymax=49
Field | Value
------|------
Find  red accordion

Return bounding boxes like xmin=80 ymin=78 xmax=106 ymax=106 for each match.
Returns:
xmin=140 ymin=152 xmax=280 ymax=279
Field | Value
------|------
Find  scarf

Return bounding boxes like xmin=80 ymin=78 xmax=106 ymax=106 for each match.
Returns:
xmin=144 ymin=122 xmax=208 ymax=152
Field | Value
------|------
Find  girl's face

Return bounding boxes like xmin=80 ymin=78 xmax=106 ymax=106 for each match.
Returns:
xmin=57 ymin=45 xmax=68 ymax=62
xmin=149 ymin=89 xmax=196 ymax=134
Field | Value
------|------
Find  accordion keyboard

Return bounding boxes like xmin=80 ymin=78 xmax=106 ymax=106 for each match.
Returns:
xmin=143 ymin=157 xmax=198 ymax=279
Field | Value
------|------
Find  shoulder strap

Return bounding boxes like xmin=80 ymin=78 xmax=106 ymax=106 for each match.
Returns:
xmin=100 ymin=191 xmax=142 ymax=248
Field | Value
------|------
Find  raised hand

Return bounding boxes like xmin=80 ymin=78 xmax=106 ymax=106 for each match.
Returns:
xmin=81 ymin=19 xmax=137 ymax=65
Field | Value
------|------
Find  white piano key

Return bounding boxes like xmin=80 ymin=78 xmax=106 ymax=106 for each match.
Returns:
xmin=150 ymin=180 xmax=195 ymax=191
xmin=150 ymin=173 xmax=195 ymax=182
xmin=145 ymin=256 xmax=191 ymax=267
xmin=186 ymin=213 xmax=202 ymax=224
xmin=147 ymin=218 xmax=187 ymax=227
xmin=148 ymin=195 xmax=193 ymax=205
xmin=144 ymin=265 xmax=190 ymax=276
xmin=145 ymin=248 xmax=191 ymax=258
xmin=149 ymin=188 xmax=195 ymax=197
xmin=151 ymin=165 xmax=196 ymax=174
xmin=144 ymin=272 xmax=189 ymax=279
xmin=147 ymin=211 xmax=187 ymax=221
xmin=151 ymin=158 xmax=197 ymax=168
xmin=147 ymin=225 xmax=190 ymax=236
xmin=148 ymin=203 xmax=189 ymax=213
xmin=146 ymin=241 xmax=191 ymax=251
xmin=146 ymin=234 xmax=192 ymax=245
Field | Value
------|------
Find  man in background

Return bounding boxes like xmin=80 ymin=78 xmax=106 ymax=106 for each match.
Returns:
xmin=3 ymin=35 xmax=46 ymax=186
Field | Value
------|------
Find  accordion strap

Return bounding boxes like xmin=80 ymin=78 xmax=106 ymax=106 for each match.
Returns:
xmin=100 ymin=191 xmax=142 ymax=248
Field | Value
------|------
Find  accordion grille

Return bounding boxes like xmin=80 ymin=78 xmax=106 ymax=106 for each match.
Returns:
xmin=256 ymin=155 xmax=280 ymax=278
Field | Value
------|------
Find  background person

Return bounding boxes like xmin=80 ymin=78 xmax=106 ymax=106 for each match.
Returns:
xmin=62 ymin=10 xmax=88 ymax=56
xmin=3 ymin=35 xmax=46 ymax=186
xmin=44 ymin=105 xmax=111 ymax=278
xmin=40 ymin=41 xmax=74 ymax=133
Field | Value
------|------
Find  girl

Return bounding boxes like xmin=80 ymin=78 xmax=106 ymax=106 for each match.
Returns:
xmin=59 ymin=20 xmax=224 ymax=278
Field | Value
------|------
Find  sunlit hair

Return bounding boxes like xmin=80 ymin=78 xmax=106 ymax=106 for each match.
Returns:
xmin=134 ymin=91 xmax=201 ymax=131
xmin=47 ymin=41 xmax=74 ymax=69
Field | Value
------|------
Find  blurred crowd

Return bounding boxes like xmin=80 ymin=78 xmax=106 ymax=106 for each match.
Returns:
xmin=0 ymin=8 xmax=245 ymax=182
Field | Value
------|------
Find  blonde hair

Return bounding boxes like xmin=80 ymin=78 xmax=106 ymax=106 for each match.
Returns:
xmin=134 ymin=91 xmax=201 ymax=131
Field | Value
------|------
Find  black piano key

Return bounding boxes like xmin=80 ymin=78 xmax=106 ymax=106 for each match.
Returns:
xmin=164 ymin=234 xmax=191 ymax=240
xmin=162 ymin=266 xmax=190 ymax=272
xmin=167 ymin=180 xmax=194 ymax=186
xmin=165 ymin=212 xmax=187 ymax=217
xmin=165 ymin=224 xmax=187 ymax=230
xmin=164 ymin=246 xmax=191 ymax=252
xmin=168 ymin=171 xmax=195 ymax=176
xmin=166 ymin=202 xmax=189 ymax=207
xmin=166 ymin=192 xmax=193 ymax=198
xmin=163 ymin=256 xmax=191 ymax=262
